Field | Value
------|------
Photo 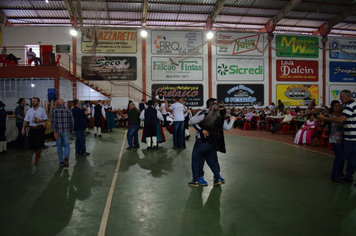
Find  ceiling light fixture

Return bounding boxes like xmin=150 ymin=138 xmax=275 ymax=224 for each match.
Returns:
xmin=70 ymin=29 xmax=78 ymax=36
xmin=45 ymin=0 xmax=49 ymax=3
xmin=31 ymin=83 xmax=35 ymax=87
xmin=207 ymin=31 xmax=214 ymax=39
xmin=141 ymin=30 xmax=148 ymax=37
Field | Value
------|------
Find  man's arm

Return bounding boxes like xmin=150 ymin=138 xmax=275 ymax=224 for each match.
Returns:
xmin=139 ymin=110 xmax=145 ymax=120
xmin=318 ymin=114 xmax=347 ymax=123
xmin=156 ymin=111 xmax=164 ymax=121
xmin=164 ymin=100 xmax=172 ymax=112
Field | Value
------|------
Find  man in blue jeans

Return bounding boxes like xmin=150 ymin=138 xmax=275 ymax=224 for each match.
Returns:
xmin=118 ymin=103 xmax=141 ymax=150
xmin=72 ymin=99 xmax=90 ymax=156
xmin=165 ymin=96 xmax=189 ymax=149
xmin=51 ymin=98 xmax=74 ymax=167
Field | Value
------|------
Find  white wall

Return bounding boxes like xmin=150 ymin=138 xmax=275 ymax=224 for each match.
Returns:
xmin=77 ymin=81 xmax=109 ymax=101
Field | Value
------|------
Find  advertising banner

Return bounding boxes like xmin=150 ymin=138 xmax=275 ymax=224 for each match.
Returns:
xmin=151 ymin=57 xmax=203 ymax=81
xmin=329 ymin=85 xmax=356 ymax=104
xmin=276 ymin=35 xmax=319 ymax=58
xmin=329 ymin=38 xmax=356 ymax=60
xmin=276 ymin=60 xmax=318 ymax=81
xmin=329 ymin=61 xmax=356 ymax=82
xmin=217 ymin=84 xmax=264 ymax=107
xmin=81 ymin=56 xmax=137 ymax=80
xmin=216 ymin=58 xmax=264 ymax=81
xmin=151 ymin=84 xmax=203 ymax=107
xmin=81 ymin=28 xmax=137 ymax=53
xmin=216 ymin=32 xmax=264 ymax=56
xmin=151 ymin=31 xmax=203 ymax=55
xmin=276 ymin=84 xmax=318 ymax=106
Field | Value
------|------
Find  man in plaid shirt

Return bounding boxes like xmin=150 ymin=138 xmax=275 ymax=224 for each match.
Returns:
xmin=51 ymin=98 xmax=74 ymax=167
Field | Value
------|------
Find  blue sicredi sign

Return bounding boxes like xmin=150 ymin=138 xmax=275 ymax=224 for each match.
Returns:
xmin=329 ymin=61 xmax=356 ymax=82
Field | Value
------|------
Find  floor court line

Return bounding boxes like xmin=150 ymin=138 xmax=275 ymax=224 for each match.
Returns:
xmin=97 ymin=130 xmax=127 ymax=236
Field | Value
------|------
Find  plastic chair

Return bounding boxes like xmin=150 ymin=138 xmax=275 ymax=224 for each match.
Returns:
xmin=281 ymin=122 xmax=291 ymax=133
xmin=55 ymin=54 xmax=61 ymax=65
xmin=319 ymin=128 xmax=329 ymax=146
xmin=243 ymin=118 xmax=252 ymax=130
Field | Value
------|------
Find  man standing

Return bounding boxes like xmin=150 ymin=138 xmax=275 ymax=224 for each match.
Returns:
xmin=51 ymin=99 xmax=74 ymax=167
xmin=318 ymin=90 xmax=356 ymax=184
xmin=92 ymin=100 xmax=106 ymax=137
xmin=22 ymin=97 xmax=48 ymax=165
xmin=118 ymin=103 xmax=141 ymax=150
xmin=277 ymin=99 xmax=285 ymax=112
xmin=180 ymin=98 xmax=191 ymax=140
xmin=72 ymin=99 xmax=90 ymax=156
xmin=165 ymin=96 xmax=189 ymax=149
xmin=15 ymin=98 xmax=26 ymax=148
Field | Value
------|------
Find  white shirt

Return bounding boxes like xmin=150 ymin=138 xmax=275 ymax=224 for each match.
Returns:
xmin=170 ymin=102 xmax=185 ymax=121
xmin=155 ymin=95 xmax=165 ymax=102
xmin=253 ymin=104 xmax=260 ymax=110
xmin=161 ymin=103 xmax=167 ymax=115
xmin=24 ymin=107 xmax=48 ymax=126
xmin=26 ymin=51 xmax=36 ymax=60
xmin=92 ymin=104 xmax=106 ymax=118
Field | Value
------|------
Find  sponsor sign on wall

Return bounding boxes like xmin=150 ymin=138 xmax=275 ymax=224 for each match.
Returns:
xmin=329 ymin=61 xmax=356 ymax=82
xmin=216 ymin=59 xmax=264 ymax=81
xmin=81 ymin=28 xmax=137 ymax=53
xmin=81 ymin=56 xmax=137 ymax=80
xmin=329 ymin=38 xmax=356 ymax=60
xmin=276 ymin=84 xmax=318 ymax=106
xmin=329 ymin=85 xmax=356 ymax=104
xmin=216 ymin=32 xmax=264 ymax=56
xmin=151 ymin=31 xmax=203 ymax=55
xmin=151 ymin=84 xmax=203 ymax=107
xmin=151 ymin=57 xmax=203 ymax=81
xmin=217 ymin=84 xmax=264 ymax=107
xmin=276 ymin=35 xmax=319 ymax=58
xmin=276 ymin=60 xmax=318 ymax=81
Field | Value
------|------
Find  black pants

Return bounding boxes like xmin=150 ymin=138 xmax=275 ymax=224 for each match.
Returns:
xmin=271 ymin=122 xmax=285 ymax=133
xmin=16 ymin=122 xmax=26 ymax=147
xmin=198 ymin=139 xmax=220 ymax=177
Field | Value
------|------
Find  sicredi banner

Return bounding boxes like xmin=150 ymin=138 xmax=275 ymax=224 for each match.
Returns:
xmin=276 ymin=60 xmax=318 ymax=81
xmin=151 ymin=31 xmax=203 ymax=55
xmin=216 ymin=32 xmax=264 ymax=56
xmin=217 ymin=84 xmax=264 ymax=107
xmin=329 ymin=38 xmax=356 ymax=60
xmin=329 ymin=85 xmax=356 ymax=104
xmin=276 ymin=35 xmax=319 ymax=58
xmin=276 ymin=84 xmax=319 ymax=106
xmin=151 ymin=57 xmax=203 ymax=81
xmin=81 ymin=28 xmax=137 ymax=53
xmin=329 ymin=61 xmax=356 ymax=82
xmin=81 ymin=56 xmax=137 ymax=80
xmin=151 ymin=84 xmax=203 ymax=107
xmin=216 ymin=58 xmax=264 ymax=81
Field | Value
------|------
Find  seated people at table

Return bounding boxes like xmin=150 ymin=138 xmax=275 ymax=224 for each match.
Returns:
xmin=308 ymin=99 xmax=316 ymax=110
xmin=275 ymin=108 xmax=282 ymax=117
xmin=269 ymin=102 xmax=276 ymax=111
xmin=258 ymin=111 xmax=267 ymax=130
xmin=291 ymin=108 xmax=298 ymax=116
xmin=294 ymin=114 xmax=317 ymax=145
xmin=271 ymin=110 xmax=294 ymax=134
xmin=313 ymin=118 xmax=329 ymax=146
xmin=1 ymin=47 xmax=20 ymax=64
xmin=253 ymin=102 xmax=260 ymax=111
xmin=264 ymin=107 xmax=270 ymax=115
xmin=27 ymin=48 xmax=39 ymax=66
xmin=233 ymin=108 xmax=253 ymax=129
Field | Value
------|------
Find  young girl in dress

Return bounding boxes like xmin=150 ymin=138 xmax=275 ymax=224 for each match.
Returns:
xmin=294 ymin=114 xmax=317 ymax=145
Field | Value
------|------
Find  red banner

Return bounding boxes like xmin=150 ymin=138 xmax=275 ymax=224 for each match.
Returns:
xmin=276 ymin=60 xmax=318 ymax=81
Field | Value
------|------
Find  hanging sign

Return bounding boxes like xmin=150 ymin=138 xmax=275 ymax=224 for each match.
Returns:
xmin=276 ymin=84 xmax=319 ymax=106
xmin=276 ymin=60 xmax=318 ymax=81
xmin=216 ymin=32 xmax=264 ymax=56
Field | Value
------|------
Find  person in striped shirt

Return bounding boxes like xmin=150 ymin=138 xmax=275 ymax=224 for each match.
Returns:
xmin=318 ymin=90 xmax=356 ymax=184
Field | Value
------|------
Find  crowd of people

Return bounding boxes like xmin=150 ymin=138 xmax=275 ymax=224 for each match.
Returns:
xmin=0 ymin=90 xmax=355 ymax=187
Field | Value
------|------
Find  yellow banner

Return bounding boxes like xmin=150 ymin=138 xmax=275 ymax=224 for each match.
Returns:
xmin=82 ymin=28 xmax=137 ymax=53
xmin=276 ymin=84 xmax=318 ymax=106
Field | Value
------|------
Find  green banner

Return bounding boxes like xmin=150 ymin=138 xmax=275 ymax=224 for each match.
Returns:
xmin=276 ymin=35 xmax=319 ymax=58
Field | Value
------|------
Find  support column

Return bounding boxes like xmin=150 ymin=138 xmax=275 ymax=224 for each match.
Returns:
xmin=73 ymin=82 xmax=77 ymax=99
xmin=268 ymin=36 xmax=272 ymax=105
xmin=142 ymin=37 xmax=147 ymax=100
xmin=208 ymin=41 xmax=212 ymax=98
xmin=54 ymin=75 xmax=60 ymax=99
xmin=322 ymin=36 xmax=326 ymax=107
xmin=72 ymin=17 xmax=78 ymax=76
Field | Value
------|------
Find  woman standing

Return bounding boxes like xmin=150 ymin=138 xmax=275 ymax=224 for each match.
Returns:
xmin=328 ymin=100 xmax=345 ymax=181
xmin=0 ymin=101 xmax=7 ymax=154
xmin=188 ymin=103 xmax=237 ymax=186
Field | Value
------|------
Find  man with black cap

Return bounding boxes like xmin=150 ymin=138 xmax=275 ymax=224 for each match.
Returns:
xmin=15 ymin=98 xmax=26 ymax=148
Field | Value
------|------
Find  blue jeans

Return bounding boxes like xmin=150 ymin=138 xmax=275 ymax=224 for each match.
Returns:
xmin=55 ymin=132 xmax=70 ymax=163
xmin=127 ymin=125 xmax=140 ymax=147
xmin=330 ymin=142 xmax=344 ymax=181
xmin=191 ymin=139 xmax=220 ymax=181
xmin=75 ymin=130 xmax=86 ymax=154
xmin=173 ymin=121 xmax=185 ymax=148
xmin=344 ymin=140 xmax=356 ymax=179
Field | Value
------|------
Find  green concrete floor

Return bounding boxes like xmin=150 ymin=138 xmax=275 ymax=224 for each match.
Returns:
xmin=1 ymin=128 xmax=356 ymax=236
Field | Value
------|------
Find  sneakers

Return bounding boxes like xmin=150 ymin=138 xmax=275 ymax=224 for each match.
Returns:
xmin=64 ymin=157 xmax=69 ymax=168
xmin=198 ymin=177 xmax=208 ymax=186
xmin=219 ymin=175 xmax=225 ymax=183
xmin=82 ymin=152 xmax=90 ymax=156
xmin=213 ymin=179 xmax=222 ymax=186
xmin=188 ymin=180 xmax=199 ymax=187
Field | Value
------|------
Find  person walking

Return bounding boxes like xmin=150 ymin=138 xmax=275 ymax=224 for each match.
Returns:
xmin=51 ymin=99 xmax=74 ymax=167
xmin=15 ymin=98 xmax=26 ymax=148
xmin=22 ymin=97 xmax=48 ymax=165
xmin=72 ymin=99 xmax=90 ymax=156
xmin=318 ymin=90 xmax=356 ymax=184
xmin=0 ymin=101 xmax=7 ymax=154
xmin=92 ymin=100 xmax=105 ymax=137
xmin=165 ymin=96 xmax=189 ymax=149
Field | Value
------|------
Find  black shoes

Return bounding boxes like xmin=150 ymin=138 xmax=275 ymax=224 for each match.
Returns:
xmin=64 ymin=157 xmax=69 ymax=168
xmin=213 ymin=179 xmax=222 ymax=186
xmin=94 ymin=134 xmax=97 ymax=137
xmin=126 ymin=147 xmax=133 ymax=150
xmin=188 ymin=180 xmax=199 ymax=187
xmin=59 ymin=162 xmax=64 ymax=167
xmin=82 ymin=152 xmax=90 ymax=156
xmin=98 ymin=135 xmax=102 ymax=138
